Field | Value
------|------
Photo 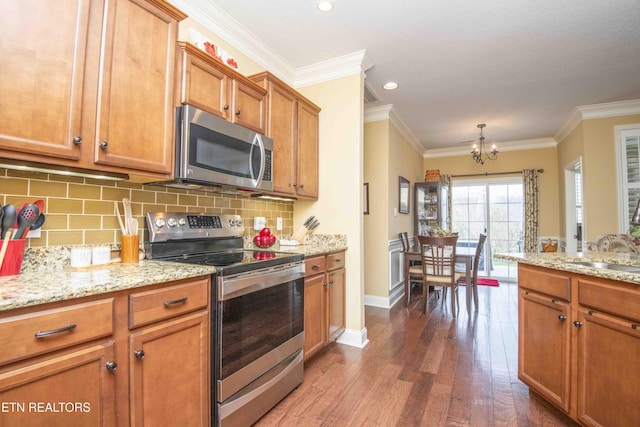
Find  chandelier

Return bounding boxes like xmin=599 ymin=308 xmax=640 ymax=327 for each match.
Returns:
xmin=471 ymin=124 xmax=498 ymax=164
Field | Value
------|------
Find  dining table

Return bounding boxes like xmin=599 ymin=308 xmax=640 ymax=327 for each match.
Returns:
xmin=403 ymin=247 xmax=475 ymax=313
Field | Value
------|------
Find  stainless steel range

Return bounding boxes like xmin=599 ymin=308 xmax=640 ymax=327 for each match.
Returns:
xmin=146 ymin=212 xmax=305 ymax=427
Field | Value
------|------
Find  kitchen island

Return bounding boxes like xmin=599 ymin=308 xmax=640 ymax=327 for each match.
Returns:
xmin=496 ymin=251 xmax=640 ymax=427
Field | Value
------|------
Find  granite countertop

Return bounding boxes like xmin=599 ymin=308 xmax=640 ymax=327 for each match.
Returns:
xmin=495 ymin=251 xmax=640 ymax=285
xmin=0 ymin=235 xmax=348 ymax=313
xmin=0 ymin=261 xmax=218 ymax=312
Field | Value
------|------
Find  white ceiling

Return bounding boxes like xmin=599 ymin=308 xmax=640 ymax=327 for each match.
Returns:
xmin=177 ymin=0 xmax=640 ymax=153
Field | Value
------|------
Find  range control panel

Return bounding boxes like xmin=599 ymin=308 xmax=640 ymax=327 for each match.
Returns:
xmin=146 ymin=212 xmax=244 ymax=242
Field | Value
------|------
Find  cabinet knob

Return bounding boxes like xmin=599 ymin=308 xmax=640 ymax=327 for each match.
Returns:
xmin=557 ymin=315 xmax=567 ymax=321
xmin=99 ymin=141 xmax=109 ymax=150
xmin=106 ymin=361 xmax=118 ymax=372
xmin=235 ymin=110 xmax=241 ymax=115
xmin=72 ymin=136 xmax=82 ymax=145
xmin=292 ymin=183 xmax=297 ymax=187
xmin=329 ymin=279 xmax=334 ymax=285
xmin=323 ymin=282 xmax=328 ymax=287
xmin=134 ymin=350 xmax=145 ymax=360
xmin=223 ymin=105 xmax=229 ymax=110
xmin=573 ymin=321 xmax=583 ymax=328
xmin=299 ymin=184 xmax=304 ymax=189
xmin=312 ymin=265 xmax=320 ymax=270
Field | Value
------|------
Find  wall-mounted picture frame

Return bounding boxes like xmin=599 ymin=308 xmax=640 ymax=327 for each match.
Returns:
xmin=399 ymin=176 xmax=409 ymax=214
xmin=363 ymin=183 xmax=370 ymax=215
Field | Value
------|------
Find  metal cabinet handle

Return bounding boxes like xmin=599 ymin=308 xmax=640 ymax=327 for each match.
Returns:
xmin=632 ymin=324 xmax=638 ymax=330
xmin=292 ymin=183 xmax=297 ymax=187
xmin=557 ymin=315 xmax=567 ymax=321
xmin=323 ymin=282 xmax=328 ymax=287
xmin=106 ymin=361 xmax=118 ymax=372
xmin=329 ymin=279 xmax=334 ymax=285
xmin=134 ymin=350 xmax=145 ymax=360
xmin=223 ymin=105 xmax=229 ymax=110
xmin=35 ymin=324 xmax=77 ymax=339
xmin=164 ymin=297 xmax=188 ymax=307
xmin=72 ymin=136 xmax=82 ymax=145
xmin=312 ymin=265 xmax=320 ymax=270
xmin=573 ymin=321 xmax=583 ymax=328
xmin=99 ymin=141 xmax=109 ymax=150
xmin=235 ymin=110 xmax=241 ymax=115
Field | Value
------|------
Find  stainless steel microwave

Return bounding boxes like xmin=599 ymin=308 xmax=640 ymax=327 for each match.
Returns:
xmin=155 ymin=105 xmax=273 ymax=193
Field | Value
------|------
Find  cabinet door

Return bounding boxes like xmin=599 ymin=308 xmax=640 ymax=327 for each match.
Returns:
xmin=518 ymin=290 xmax=571 ymax=412
xmin=0 ymin=0 xmax=94 ymax=161
xmin=129 ymin=311 xmax=209 ymax=427
xmin=327 ymin=268 xmax=346 ymax=343
xmin=179 ymin=48 xmax=230 ymax=119
xmin=267 ymin=83 xmax=297 ymax=195
xmin=304 ymin=274 xmax=326 ymax=361
xmin=576 ymin=309 xmax=640 ymax=427
xmin=94 ymin=0 xmax=181 ymax=175
xmin=231 ymin=80 xmax=265 ymax=134
xmin=296 ymin=101 xmax=320 ymax=199
xmin=0 ymin=342 xmax=116 ymax=427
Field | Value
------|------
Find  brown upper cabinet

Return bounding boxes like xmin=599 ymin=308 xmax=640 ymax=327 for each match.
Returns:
xmin=249 ymin=72 xmax=321 ymax=199
xmin=0 ymin=0 xmax=186 ymax=179
xmin=176 ymin=42 xmax=266 ymax=134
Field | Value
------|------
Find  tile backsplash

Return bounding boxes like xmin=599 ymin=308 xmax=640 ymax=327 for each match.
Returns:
xmin=0 ymin=168 xmax=293 ymax=247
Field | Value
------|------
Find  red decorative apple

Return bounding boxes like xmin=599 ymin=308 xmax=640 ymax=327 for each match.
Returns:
xmin=254 ymin=227 xmax=276 ymax=248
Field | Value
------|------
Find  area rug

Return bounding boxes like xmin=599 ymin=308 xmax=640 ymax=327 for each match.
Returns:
xmin=477 ymin=278 xmax=500 ymax=287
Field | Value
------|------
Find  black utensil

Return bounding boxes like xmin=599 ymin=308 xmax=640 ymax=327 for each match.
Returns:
xmin=14 ymin=204 xmax=39 ymax=240
xmin=1 ymin=205 xmax=16 ymax=240
xmin=30 ymin=214 xmax=46 ymax=231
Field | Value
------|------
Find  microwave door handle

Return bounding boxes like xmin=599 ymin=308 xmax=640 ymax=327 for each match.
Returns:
xmin=250 ymin=134 xmax=266 ymax=186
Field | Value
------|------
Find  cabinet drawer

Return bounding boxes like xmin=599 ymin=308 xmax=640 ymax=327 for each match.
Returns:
xmin=0 ymin=299 xmax=114 ymax=365
xmin=129 ymin=278 xmax=209 ymax=328
xmin=327 ymin=252 xmax=345 ymax=271
xmin=518 ymin=265 xmax=571 ymax=301
xmin=305 ymin=255 xmax=326 ymax=277
xmin=578 ymin=278 xmax=640 ymax=322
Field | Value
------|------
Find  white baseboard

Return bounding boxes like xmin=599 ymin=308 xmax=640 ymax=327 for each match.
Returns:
xmin=364 ymin=283 xmax=404 ymax=308
xmin=336 ymin=327 xmax=369 ymax=349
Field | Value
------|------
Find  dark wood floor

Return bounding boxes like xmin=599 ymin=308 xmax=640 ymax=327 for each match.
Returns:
xmin=255 ymin=282 xmax=576 ymax=426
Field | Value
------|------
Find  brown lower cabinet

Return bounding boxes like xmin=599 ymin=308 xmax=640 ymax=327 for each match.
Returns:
xmin=518 ymin=264 xmax=640 ymax=427
xmin=303 ymin=251 xmax=346 ymax=361
xmin=0 ymin=276 xmax=210 ymax=426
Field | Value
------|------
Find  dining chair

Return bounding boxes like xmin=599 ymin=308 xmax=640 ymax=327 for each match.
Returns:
xmin=400 ymin=232 xmax=423 ymax=305
xmin=417 ymin=235 xmax=460 ymax=316
xmin=456 ymin=233 xmax=487 ymax=312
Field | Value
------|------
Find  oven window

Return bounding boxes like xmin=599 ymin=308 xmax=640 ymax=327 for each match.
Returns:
xmin=190 ymin=123 xmax=262 ymax=179
xmin=218 ymin=278 xmax=304 ymax=379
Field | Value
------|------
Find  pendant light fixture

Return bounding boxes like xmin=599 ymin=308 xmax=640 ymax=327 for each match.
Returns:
xmin=471 ymin=123 xmax=498 ymax=164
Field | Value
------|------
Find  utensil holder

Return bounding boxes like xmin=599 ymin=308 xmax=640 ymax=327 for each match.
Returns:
xmin=0 ymin=239 xmax=27 ymax=276
xmin=121 ymin=235 xmax=139 ymax=263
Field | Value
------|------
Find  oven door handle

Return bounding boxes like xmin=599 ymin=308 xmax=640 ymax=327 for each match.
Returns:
xmin=219 ymin=263 xmax=305 ymax=300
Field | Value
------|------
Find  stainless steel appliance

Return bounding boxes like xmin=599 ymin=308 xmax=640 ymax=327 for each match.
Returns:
xmin=153 ymin=105 xmax=273 ymax=193
xmin=145 ymin=212 xmax=304 ymax=427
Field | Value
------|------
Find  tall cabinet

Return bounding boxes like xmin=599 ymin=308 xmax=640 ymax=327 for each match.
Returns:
xmin=414 ymin=182 xmax=449 ymax=236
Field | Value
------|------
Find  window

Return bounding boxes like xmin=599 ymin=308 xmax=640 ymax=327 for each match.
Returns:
xmin=616 ymin=125 xmax=640 ymax=232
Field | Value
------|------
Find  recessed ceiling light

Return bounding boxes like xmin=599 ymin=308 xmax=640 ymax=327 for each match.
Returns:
xmin=383 ymin=81 xmax=399 ymax=90
xmin=317 ymin=1 xmax=333 ymax=12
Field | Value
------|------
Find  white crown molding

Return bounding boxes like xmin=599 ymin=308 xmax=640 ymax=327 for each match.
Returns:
xmin=578 ymin=99 xmax=640 ymax=119
xmin=364 ymin=104 xmax=424 ymax=155
xmin=294 ymin=50 xmax=373 ymax=88
xmin=555 ymin=99 xmax=640 ymax=142
xmin=168 ymin=0 xmax=295 ymax=83
xmin=424 ymin=137 xmax=557 ymax=159
xmin=554 ymin=108 xmax=583 ymax=143
xmin=170 ymin=0 xmax=374 ymax=88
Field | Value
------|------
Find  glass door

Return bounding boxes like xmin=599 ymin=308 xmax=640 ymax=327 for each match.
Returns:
xmin=451 ymin=178 xmax=523 ymax=281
